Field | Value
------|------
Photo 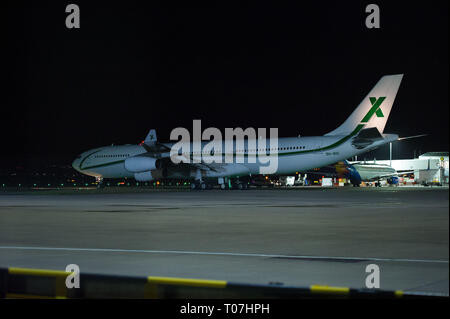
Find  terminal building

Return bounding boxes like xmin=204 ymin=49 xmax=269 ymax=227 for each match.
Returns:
xmin=363 ymin=152 xmax=449 ymax=185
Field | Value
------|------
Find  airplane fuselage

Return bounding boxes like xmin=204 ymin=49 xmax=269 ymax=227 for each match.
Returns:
xmin=352 ymin=163 xmax=397 ymax=181
xmin=72 ymin=135 xmax=396 ymax=179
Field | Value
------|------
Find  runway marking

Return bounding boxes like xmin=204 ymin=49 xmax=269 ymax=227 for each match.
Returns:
xmin=0 ymin=246 xmax=448 ymax=264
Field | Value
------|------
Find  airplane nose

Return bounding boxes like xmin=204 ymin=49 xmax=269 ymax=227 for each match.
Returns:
xmin=72 ymin=157 xmax=81 ymax=172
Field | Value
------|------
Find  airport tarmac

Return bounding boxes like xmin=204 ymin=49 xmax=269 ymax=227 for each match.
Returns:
xmin=0 ymin=187 xmax=448 ymax=295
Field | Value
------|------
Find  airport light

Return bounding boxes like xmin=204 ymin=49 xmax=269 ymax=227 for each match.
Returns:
xmin=390 ymin=142 xmax=392 ymax=167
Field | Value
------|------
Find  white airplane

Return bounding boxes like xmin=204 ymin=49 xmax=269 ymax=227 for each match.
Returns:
xmin=72 ymin=74 xmax=404 ymax=190
xmin=350 ymin=162 xmax=398 ymax=187
xmin=349 ymin=161 xmax=415 ymax=187
xmin=302 ymin=160 xmax=410 ymax=187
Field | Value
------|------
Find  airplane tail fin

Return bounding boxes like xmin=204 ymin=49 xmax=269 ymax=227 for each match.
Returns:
xmin=325 ymin=74 xmax=403 ymax=136
xmin=144 ymin=129 xmax=157 ymax=144
xmin=140 ymin=129 xmax=157 ymax=147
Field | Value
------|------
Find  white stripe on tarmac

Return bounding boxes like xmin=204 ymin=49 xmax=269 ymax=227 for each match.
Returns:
xmin=0 ymin=246 xmax=448 ymax=264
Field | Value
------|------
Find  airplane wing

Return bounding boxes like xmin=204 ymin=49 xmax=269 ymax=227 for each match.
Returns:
xmin=141 ymin=135 xmax=251 ymax=178
xmin=171 ymin=153 xmax=250 ymax=176
xmin=365 ymin=172 xmax=398 ymax=181
xmin=397 ymin=170 xmax=414 ymax=176
xmin=171 ymin=154 xmax=220 ymax=172
xmin=365 ymin=170 xmax=414 ymax=181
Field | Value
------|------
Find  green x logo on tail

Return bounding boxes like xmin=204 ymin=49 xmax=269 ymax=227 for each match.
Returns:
xmin=361 ymin=97 xmax=386 ymax=123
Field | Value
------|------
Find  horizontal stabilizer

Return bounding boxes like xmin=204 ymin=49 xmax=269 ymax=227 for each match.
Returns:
xmin=351 ymin=127 xmax=384 ymax=149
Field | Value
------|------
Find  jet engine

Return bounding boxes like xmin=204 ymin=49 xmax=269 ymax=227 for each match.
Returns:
xmin=134 ymin=171 xmax=154 ymax=182
xmin=387 ymin=176 xmax=399 ymax=185
xmin=125 ymin=156 xmax=162 ymax=173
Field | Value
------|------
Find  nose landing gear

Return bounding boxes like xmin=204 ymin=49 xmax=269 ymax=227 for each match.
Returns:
xmin=96 ymin=176 xmax=105 ymax=189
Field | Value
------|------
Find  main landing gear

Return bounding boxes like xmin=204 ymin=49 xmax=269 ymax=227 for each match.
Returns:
xmin=190 ymin=177 xmax=250 ymax=191
xmin=231 ymin=181 xmax=249 ymax=190
xmin=190 ymin=181 xmax=214 ymax=190
xmin=190 ymin=169 xmax=214 ymax=190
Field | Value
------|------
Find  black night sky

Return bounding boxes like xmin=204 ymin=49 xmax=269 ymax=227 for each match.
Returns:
xmin=2 ymin=1 xmax=449 ymax=168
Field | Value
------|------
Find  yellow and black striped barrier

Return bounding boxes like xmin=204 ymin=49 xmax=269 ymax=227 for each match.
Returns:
xmin=2 ymin=267 xmax=73 ymax=299
xmin=0 ymin=267 xmax=441 ymax=299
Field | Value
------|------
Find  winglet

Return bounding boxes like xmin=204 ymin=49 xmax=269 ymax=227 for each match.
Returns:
xmin=144 ymin=129 xmax=157 ymax=145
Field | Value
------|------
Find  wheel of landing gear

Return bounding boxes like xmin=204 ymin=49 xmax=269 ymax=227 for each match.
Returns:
xmin=200 ymin=182 xmax=207 ymax=190
xmin=190 ymin=183 xmax=197 ymax=190
xmin=237 ymin=183 xmax=243 ymax=190
xmin=220 ymin=183 xmax=226 ymax=190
